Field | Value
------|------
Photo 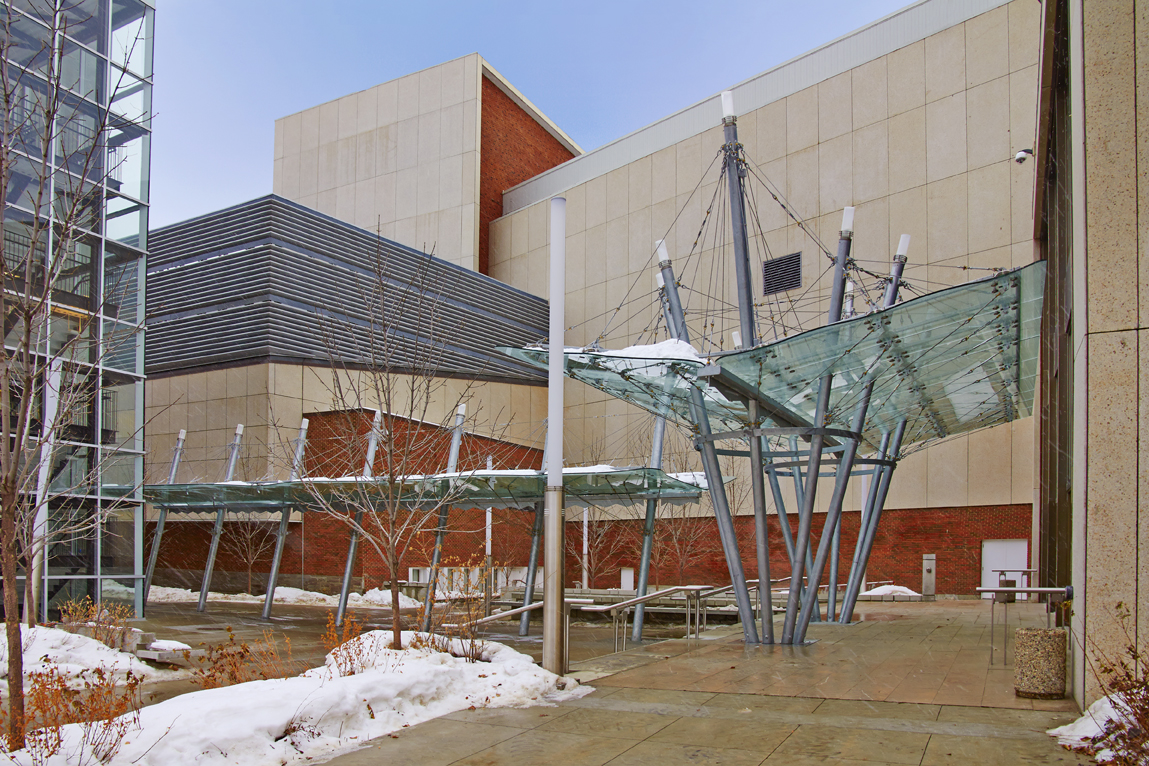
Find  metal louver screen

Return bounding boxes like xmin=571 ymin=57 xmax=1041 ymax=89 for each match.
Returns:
xmin=763 ymin=252 xmax=802 ymax=296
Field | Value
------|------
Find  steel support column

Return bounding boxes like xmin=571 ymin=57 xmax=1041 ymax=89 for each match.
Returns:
xmin=632 ymin=414 xmax=666 ymax=642
xmin=261 ymin=508 xmax=291 ymax=620
xmin=749 ymin=403 xmax=774 ymax=642
xmin=519 ymin=501 xmax=543 ymax=636
xmin=781 ymin=210 xmax=852 ymax=644
xmin=198 ymin=425 xmax=244 ymax=613
xmin=794 ymin=390 xmax=870 ymax=641
xmin=658 ymin=245 xmax=758 ymax=643
xmin=422 ymin=404 xmax=467 ymax=631
xmin=336 ymin=509 xmax=364 ymax=627
xmin=144 ymin=429 xmax=185 ymax=610
xmin=838 ymin=420 xmax=906 ymax=624
xmin=262 ymin=420 xmax=308 ymax=620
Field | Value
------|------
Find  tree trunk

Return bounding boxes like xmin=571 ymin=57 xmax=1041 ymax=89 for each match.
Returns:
xmin=390 ymin=553 xmax=402 ymax=650
xmin=2 ymin=488 xmax=26 ymax=750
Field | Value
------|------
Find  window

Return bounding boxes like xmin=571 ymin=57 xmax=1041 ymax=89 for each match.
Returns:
xmin=763 ymin=252 xmax=802 ymax=296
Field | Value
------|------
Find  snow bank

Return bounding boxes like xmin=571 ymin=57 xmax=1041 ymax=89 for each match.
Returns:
xmin=0 ymin=626 xmax=161 ymax=683
xmin=1048 ymin=694 xmax=1130 ymax=762
xmin=860 ymin=585 xmax=920 ymax=596
xmin=350 ymin=588 xmax=422 ymax=610
xmin=147 ymin=585 xmax=422 ymax=610
xmin=6 ymin=632 xmax=589 ymax=766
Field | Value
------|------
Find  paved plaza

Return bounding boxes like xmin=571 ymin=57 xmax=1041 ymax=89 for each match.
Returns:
xmin=323 ymin=601 xmax=1089 ymax=765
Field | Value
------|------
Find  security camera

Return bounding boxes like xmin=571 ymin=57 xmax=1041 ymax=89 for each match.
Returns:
xmin=1015 ymin=149 xmax=1034 ymax=164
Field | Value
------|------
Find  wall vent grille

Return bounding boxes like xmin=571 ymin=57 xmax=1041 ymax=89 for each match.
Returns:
xmin=763 ymin=252 xmax=802 ymax=296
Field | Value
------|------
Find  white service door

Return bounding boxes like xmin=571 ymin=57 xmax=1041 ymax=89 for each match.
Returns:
xmin=980 ymin=539 xmax=1028 ymax=599
xmin=620 ymin=567 xmax=635 ymax=591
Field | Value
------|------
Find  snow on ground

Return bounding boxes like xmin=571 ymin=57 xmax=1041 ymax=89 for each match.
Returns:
xmin=860 ymin=585 xmax=920 ymax=596
xmin=5 ymin=632 xmax=590 ymax=766
xmin=1048 ymin=694 xmax=1129 ymax=762
xmin=0 ymin=625 xmax=166 ymax=684
xmin=147 ymin=585 xmax=422 ymax=610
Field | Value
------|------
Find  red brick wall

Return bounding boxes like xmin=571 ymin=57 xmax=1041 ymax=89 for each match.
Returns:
xmin=148 ymin=409 xmax=543 ymax=592
xmin=149 ymin=430 xmax=1030 ymax=597
xmin=561 ymin=505 xmax=1031 ymax=595
xmin=479 ymin=76 xmax=575 ymax=274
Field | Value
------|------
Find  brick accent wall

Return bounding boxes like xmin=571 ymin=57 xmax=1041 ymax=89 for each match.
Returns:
xmin=149 ymin=408 xmax=1030 ymax=598
xmin=148 ymin=408 xmax=543 ymax=594
xmin=479 ymin=76 xmax=574 ymax=274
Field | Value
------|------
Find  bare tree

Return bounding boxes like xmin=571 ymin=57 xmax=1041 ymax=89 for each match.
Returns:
xmin=218 ymin=512 xmax=278 ymax=594
xmin=297 ymin=236 xmax=524 ymax=650
xmin=0 ymin=2 xmax=148 ymax=748
xmin=566 ymin=506 xmax=634 ymax=589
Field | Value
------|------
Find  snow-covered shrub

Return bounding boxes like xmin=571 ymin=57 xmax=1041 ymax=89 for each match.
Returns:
xmin=1050 ymin=602 xmax=1148 ymax=764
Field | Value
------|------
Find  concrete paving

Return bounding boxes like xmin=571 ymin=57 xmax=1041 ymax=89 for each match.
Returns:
xmin=322 ymin=601 xmax=1090 ymax=765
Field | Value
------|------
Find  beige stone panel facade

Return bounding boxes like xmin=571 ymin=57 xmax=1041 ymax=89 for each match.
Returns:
xmin=487 ymin=1 xmax=1039 ymax=511
xmin=1083 ymin=330 xmax=1140 ymax=675
xmin=273 ymin=56 xmax=483 ymax=271
xmin=146 ymin=363 xmax=544 ymax=485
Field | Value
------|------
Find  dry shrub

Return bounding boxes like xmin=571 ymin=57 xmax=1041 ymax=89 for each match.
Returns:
xmin=186 ymin=627 xmax=299 ymax=689
xmin=58 ymin=598 xmax=135 ymax=651
xmin=420 ymin=555 xmax=490 ymax=663
xmin=1071 ymin=602 xmax=1149 ymax=765
xmin=1 ymin=664 xmax=142 ymax=766
xmin=321 ymin=612 xmax=391 ymax=677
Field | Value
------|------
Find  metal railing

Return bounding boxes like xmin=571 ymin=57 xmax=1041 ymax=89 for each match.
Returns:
xmin=975 ymin=586 xmax=1072 ymax=665
xmin=582 ymin=586 xmax=709 ymax=652
xmin=441 ymin=598 xmax=594 ymax=674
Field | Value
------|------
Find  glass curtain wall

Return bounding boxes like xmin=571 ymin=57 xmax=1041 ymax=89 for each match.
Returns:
xmin=3 ymin=0 xmax=152 ymax=617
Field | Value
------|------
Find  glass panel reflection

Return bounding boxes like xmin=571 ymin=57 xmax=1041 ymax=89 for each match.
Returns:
xmin=103 ymin=243 xmax=142 ymax=323
xmin=54 ymin=172 xmax=102 ymax=233
xmin=52 ymin=233 xmax=97 ymax=311
xmin=101 ymin=318 xmax=141 ymax=374
xmin=55 ymin=95 xmax=104 ymax=178
xmin=104 ymin=194 xmax=146 ymax=248
xmin=48 ymin=444 xmax=94 ymax=495
xmin=106 ymin=120 xmax=148 ymax=202
xmin=61 ymin=37 xmax=104 ymax=103
xmin=111 ymin=0 xmax=152 ymax=77
xmin=108 ymin=69 xmax=149 ymax=125
xmin=100 ymin=377 xmax=139 ymax=449
xmin=99 ymin=449 xmax=140 ymax=497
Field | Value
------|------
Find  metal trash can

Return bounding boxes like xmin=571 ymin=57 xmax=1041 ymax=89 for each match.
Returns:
xmin=1014 ymin=627 xmax=1067 ymax=699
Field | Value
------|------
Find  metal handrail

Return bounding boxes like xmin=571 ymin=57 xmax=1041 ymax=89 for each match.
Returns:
xmin=580 ymin=585 xmax=701 ymax=614
xmin=440 ymin=597 xmax=595 ymax=675
xmin=976 ymin=586 xmax=1072 ymax=665
xmin=582 ymin=586 xmax=707 ymax=652
xmin=443 ymin=597 xmax=595 ymax=630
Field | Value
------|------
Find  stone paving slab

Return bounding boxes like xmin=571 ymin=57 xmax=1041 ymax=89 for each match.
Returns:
xmin=320 ymin=601 xmax=1090 ymax=766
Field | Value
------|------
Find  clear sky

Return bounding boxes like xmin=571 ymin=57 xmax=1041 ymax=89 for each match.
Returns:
xmin=150 ymin=0 xmax=910 ymax=229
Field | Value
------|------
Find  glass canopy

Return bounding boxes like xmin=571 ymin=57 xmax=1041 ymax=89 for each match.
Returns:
xmin=502 ymin=261 xmax=1045 ymax=453
xmin=143 ymin=467 xmax=706 ymax=511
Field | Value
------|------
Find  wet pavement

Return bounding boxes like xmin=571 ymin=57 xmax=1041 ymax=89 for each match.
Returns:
xmin=322 ymin=600 xmax=1090 ymax=765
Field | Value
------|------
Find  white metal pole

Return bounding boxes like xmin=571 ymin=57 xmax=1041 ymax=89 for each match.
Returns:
xmin=485 ymin=455 xmax=493 ymax=558
xmin=582 ymin=507 xmax=589 ymax=588
xmin=29 ymin=359 xmax=62 ymax=621
xmin=543 ymin=197 xmax=566 ymax=674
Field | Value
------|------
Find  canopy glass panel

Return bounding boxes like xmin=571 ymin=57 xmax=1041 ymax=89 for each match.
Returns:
xmin=502 ymin=261 xmax=1045 ymax=453
xmin=144 ymin=467 xmax=706 ymax=511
